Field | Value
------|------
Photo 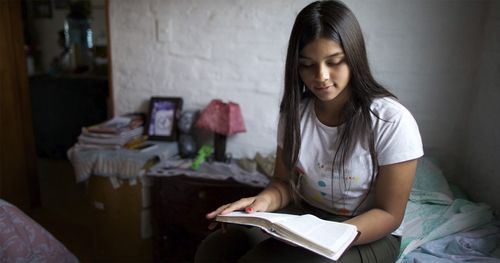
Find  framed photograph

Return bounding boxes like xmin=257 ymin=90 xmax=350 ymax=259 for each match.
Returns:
xmin=145 ymin=97 xmax=183 ymax=141
xmin=33 ymin=0 xmax=52 ymax=18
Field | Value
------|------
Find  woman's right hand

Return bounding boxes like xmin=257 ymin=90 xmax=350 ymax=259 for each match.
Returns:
xmin=206 ymin=195 xmax=272 ymax=220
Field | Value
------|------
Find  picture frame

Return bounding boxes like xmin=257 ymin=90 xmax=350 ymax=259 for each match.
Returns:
xmin=145 ymin=97 xmax=183 ymax=141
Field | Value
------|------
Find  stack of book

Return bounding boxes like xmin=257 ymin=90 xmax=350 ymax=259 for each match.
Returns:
xmin=76 ymin=113 xmax=145 ymax=149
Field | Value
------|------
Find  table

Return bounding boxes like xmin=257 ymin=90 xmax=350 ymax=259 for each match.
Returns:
xmin=66 ymin=141 xmax=179 ymax=261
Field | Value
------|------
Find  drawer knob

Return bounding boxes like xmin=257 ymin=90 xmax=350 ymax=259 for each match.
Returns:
xmin=198 ymin=191 xmax=207 ymax=199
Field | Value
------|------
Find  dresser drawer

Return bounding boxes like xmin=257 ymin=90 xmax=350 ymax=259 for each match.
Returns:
xmin=151 ymin=175 xmax=263 ymax=262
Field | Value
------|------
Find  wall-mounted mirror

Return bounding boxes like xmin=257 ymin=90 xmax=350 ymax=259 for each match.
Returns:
xmin=21 ymin=0 xmax=111 ymax=160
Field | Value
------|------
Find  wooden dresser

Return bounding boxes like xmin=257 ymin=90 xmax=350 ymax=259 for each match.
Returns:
xmin=150 ymin=175 xmax=263 ymax=262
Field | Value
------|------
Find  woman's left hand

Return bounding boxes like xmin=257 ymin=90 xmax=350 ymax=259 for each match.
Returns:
xmin=206 ymin=195 xmax=272 ymax=220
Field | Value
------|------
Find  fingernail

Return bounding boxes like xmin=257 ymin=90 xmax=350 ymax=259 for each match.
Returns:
xmin=245 ymin=207 xmax=253 ymax=213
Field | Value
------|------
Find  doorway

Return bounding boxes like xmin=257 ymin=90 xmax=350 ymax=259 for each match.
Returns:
xmin=21 ymin=0 xmax=112 ymax=212
xmin=22 ymin=0 xmax=111 ymax=159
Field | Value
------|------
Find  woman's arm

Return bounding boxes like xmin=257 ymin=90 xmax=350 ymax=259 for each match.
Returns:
xmin=344 ymin=159 xmax=418 ymax=245
xmin=206 ymin=147 xmax=291 ymax=219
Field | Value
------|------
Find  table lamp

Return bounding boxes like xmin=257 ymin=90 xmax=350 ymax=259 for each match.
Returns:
xmin=195 ymin=99 xmax=246 ymax=162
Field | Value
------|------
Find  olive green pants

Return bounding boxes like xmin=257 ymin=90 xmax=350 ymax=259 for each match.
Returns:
xmin=195 ymin=204 xmax=401 ymax=263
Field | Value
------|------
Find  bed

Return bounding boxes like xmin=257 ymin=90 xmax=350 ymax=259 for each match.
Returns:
xmin=0 ymin=199 xmax=78 ymax=262
xmin=398 ymin=157 xmax=500 ymax=262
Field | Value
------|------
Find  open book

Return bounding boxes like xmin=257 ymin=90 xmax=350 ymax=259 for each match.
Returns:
xmin=216 ymin=211 xmax=359 ymax=261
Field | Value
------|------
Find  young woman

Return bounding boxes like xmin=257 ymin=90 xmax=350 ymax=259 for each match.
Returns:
xmin=195 ymin=0 xmax=423 ymax=262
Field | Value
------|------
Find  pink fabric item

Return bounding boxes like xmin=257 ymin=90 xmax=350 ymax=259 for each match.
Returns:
xmin=195 ymin=99 xmax=246 ymax=135
xmin=0 ymin=199 xmax=78 ymax=263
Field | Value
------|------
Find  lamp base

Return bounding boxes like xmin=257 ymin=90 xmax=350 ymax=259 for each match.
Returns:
xmin=213 ymin=133 xmax=227 ymax=162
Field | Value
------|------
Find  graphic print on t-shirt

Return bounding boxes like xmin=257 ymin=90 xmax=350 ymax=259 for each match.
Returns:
xmin=299 ymin=156 xmax=365 ymax=216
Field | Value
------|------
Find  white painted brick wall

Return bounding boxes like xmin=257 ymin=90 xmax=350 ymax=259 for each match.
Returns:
xmin=109 ymin=1 xmax=494 ymax=189
xmin=109 ymin=0 xmax=310 ymax=157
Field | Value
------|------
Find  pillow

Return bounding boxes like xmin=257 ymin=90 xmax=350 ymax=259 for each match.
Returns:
xmin=410 ymin=157 xmax=453 ymax=205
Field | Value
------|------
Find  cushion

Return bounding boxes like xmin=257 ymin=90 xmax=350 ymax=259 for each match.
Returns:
xmin=410 ymin=157 xmax=453 ymax=205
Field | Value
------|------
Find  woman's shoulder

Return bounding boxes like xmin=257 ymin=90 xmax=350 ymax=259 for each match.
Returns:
xmin=369 ymin=96 xmax=413 ymax=122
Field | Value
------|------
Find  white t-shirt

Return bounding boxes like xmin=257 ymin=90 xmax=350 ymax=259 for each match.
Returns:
xmin=278 ymin=97 xmax=424 ymax=218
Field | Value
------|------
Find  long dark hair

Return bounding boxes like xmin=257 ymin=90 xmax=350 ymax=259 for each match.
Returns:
xmin=280 ymin=0 xmax=395 ymax=214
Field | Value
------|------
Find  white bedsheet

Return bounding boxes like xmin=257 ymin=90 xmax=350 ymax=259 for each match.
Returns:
xmin=400 ymin=222 xmax=500 ymax=262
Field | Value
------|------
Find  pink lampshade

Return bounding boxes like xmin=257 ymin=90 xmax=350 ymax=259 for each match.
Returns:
xmin=196 ymin=99 xmax=246 ymax=135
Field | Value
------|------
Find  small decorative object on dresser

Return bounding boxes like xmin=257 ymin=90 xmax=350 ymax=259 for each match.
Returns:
xmin=177 ymin=110 xmax=199 ymax=158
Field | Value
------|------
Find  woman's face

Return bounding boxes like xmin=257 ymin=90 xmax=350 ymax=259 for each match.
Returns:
xmin=298 ymin=38 xmax=350 ymax=102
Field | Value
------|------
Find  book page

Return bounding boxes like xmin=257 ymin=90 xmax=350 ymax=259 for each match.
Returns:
xmin=276 ymin=214 xmax=357 ymax=254
xmin=218 ymin=211 xmax=298 ymax=224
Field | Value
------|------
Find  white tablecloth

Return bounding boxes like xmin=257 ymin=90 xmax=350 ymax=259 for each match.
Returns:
xmin=67 ymin=141 xmax=178 ymax=182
